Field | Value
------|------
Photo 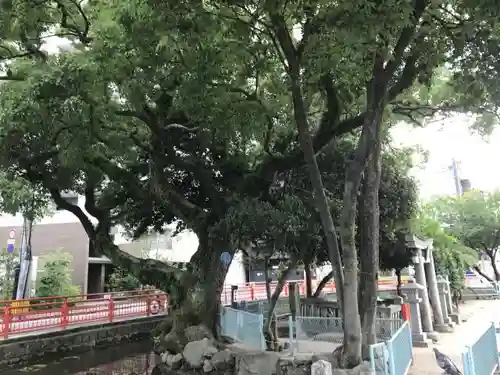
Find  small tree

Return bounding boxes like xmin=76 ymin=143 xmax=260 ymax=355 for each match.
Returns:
xmin=36 ymin=251 xmax=80 ymax=298
xmin=0 ymin=249 xmax=19 ymax=300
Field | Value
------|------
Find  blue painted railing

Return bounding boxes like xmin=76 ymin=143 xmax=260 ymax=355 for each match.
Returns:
xmin=369 ymin=320 xmax=412 ymax=375
xmin=220 ymin=307 xmax=265 ymax=350
xmin=462 ymin=322 xmax=499 ymax=375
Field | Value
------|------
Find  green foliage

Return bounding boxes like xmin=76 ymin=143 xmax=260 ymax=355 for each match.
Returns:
xmin=0 ymin=249 xmax=18 ymax=300
xmin=413 ymin=211 xmax=477 ymax=291
xmin=106 ymin=267 xmax=141 ymax=292
xmin=0 ymin=173 xmax=50 ymax=220
xmin=36 ymin=251 xmax=81 ymax=298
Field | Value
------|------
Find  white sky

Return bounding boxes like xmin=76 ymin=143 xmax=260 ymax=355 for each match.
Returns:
xmin=391 ymin=114 xmax=500 ymax=200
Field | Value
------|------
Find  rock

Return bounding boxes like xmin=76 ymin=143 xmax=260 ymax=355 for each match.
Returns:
xmin=311 ymin=360 xmax=332 ymax=375
xmin=203 ymin=359 xmax=214 ymax=372
xmin=184 ymin=324 xmax=214 ymax=342
xmin=183 ymin=338 xmax=217 ymax=368
xmin=235 ymin=351 xmax=280 ymax=375
xmin=160 ymin=351 xmax=169 ymax=364
xmin=166 ymin=353 xmax=183 ymax=370
xmin=161 ymin=331 xmax=186 ymax=354
xmin=203 ymin=345 xmax=218 ymax=358
xmin=210 ymin=349 xmax=234 ymax=370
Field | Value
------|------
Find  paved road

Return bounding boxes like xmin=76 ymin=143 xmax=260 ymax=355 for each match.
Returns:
xmin=409 ymin=300 xmax=500 ymax=375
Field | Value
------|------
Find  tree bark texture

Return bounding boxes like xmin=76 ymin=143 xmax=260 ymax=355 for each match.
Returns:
xmin=264 ymin=260 xmax=296 ymax=350
xmin=395 ymin=269 xmax=403 ymax=297
xmin=358 ymin=115 xmax=382 ymax=360
xmin=305 ymin=264 xmax=313 ymax=297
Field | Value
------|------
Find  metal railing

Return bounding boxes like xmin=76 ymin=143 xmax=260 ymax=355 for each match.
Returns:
xmin=221 ymin=276 xmax=411 ymax=304
xmin=369 ymin=320 xmax=412 ymax=375
xmin=220 ymin=307 xmax=265 ymax=350
xmin=462 ymin=322 xmax=499 ymax=375
xmin=0 ymin=289 xmax=168 ymax=339
xmin=287 ymin=316 xmax=404 ymax=354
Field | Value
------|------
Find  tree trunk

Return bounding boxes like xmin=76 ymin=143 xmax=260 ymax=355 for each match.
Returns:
xmin=395 ymin=269 xmax=403 ymax=297
xmin=288 ymin=69 xmax=345 ymax=320
xmin=313 ymin=271 xmax=333 ymax=297
xmin=263 ymin=257 xmax=278 ymax=351
xmin=305 ymin=264 xmax=313 ymax=297
xmin=486 ymin=251 xmax=500 ymax=281
xmin=358 ymin=117 xmax=382 ymax=360
xmin=473 ymin=265 xmax=494 ymax=283
xmin=264 ymin=260 xmax=296 ymax=351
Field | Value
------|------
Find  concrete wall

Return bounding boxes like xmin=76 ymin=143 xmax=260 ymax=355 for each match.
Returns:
xmin=0 ymin=316 xmax=164 ymax=368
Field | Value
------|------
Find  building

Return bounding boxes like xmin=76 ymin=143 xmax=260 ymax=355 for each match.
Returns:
xmin=0 ymin=193 xmax=251 ymax=295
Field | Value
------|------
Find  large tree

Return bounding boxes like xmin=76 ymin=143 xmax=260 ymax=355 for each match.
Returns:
xmin=429 ymin=190 xmax=500 ymax=281
xmin=0 ymin=0 xmax=500 ymax=368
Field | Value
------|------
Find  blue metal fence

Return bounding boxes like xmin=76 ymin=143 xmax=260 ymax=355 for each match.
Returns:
xmin=462 ymin=322 xmax=499 ymax=375
xmin=220 ymin=307 xmax=265 ymax=350
xmin=369 ymin=320 xmax=412 ymax=375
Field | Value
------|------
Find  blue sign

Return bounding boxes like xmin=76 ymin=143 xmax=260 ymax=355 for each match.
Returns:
xmin=465 ymin=269 xmax=475 ymax=276
xmin=220 ymin=252 xmax=232 ymax=266
xmin=7 ymin=243 xmax=14 ymax=253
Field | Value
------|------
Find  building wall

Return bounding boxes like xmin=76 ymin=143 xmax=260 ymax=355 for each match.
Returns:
xmin=0 ymin=195 xmax=249 ymax=291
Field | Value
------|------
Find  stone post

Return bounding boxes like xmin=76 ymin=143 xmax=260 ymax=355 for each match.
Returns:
xmin=311 ymin=360 xmax=332 ymax=375
xmin=443 ymin=275 xmax=454 ymax=315
xmin=436 ymin=276 xmax=454 ymax=328
xmin=401 ymin=279 xmax=431 ymax=347
xmin=413 ymin=248 xmax=438 ymax=340
xmin=425 ymin=250 xmax=448 ymax=332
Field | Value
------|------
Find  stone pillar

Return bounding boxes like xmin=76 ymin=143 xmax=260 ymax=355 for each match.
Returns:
xmin=443 ymin=276 xmax=454 ymax=314
xmin=413 ymin=248 xmax=438 ymax=340
xmin=401 ymin=280 xmax=431 ymax=347
xmin=436 ymin=276 xmax=454 ymax=328
xmin=424 ymin=251 xmax=448 ymax=332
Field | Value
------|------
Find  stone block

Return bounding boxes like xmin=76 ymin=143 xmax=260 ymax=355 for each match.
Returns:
xmin=311 ymin=360 xmax=332 ymax=375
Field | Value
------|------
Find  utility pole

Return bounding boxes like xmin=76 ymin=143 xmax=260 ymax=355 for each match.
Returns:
xmin=450 ymin=158 xmax=462 ymax=197
xmin=14 ymin=216 xmax=33 ymax=300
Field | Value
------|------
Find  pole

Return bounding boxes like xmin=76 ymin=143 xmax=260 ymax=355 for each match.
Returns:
xmin=15 ymin=216 xmax=32 ymax=300
xmin=450 ymin=158 xmax=462 ymax=197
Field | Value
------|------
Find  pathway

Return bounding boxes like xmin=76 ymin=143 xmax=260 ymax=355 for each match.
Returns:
xmin=409 ymin=300 xmax=500 ymax=375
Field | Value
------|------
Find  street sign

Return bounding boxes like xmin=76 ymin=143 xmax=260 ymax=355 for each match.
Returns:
xmin=7 ymin=228 xmax=15 ymax=252
xmin=220 ymin=252 xmax=232 ymax=266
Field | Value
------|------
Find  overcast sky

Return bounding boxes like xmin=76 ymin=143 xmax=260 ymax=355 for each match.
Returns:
xmin=391 ymin=114 xmax=500 ymax=200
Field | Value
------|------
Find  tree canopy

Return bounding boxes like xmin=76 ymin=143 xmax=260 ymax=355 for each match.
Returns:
xmin=428 ymin=190 xmax=500 ymax=281
xmin=1 ymin=0 xmax=500 ymax=367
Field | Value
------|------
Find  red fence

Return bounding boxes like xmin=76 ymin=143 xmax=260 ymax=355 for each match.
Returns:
xmin=220 ymin=276 xmax=411 ymax=304
xmin=0 ymin=289 xmax=168 ymax=339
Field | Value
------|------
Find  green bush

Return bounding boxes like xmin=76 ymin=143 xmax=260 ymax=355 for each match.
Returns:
xmin=106 ymin=267 xmax=141 ymax=292
xmin=0 ymin=249 xmax=18 ymax=300
xmin=36 ymin=250 xmax=81 ymax=298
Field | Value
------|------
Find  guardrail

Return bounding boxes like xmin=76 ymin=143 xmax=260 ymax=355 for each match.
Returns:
xmin=369 ymin=320 xmax=412 ymax=375
xmin=0 ymin=289 xmax=168 ymax=339
xmin=462 ymin=322 xmax=499 ymax=375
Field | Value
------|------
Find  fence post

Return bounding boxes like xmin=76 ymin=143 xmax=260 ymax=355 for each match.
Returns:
xmin=61 ymin=298 xmax=69 ymax=329
xmin=230 ymin=285 xmax=238 ymax=308
xmin=3 ymin=306 xmax=10 ymax=339
xmin=495 ymin=322 xmax=500 ymax=371
xmin=108 ymin=296 xmax=115 ymax=322
xmin=386 ymin=340 xmax=396 ymax=375
xmin=466 ymin=346 xmax=476 ymax=375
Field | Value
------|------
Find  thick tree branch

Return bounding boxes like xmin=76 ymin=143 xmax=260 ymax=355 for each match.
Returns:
xmin=49 ymin=188 xmax=96 ymax=238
